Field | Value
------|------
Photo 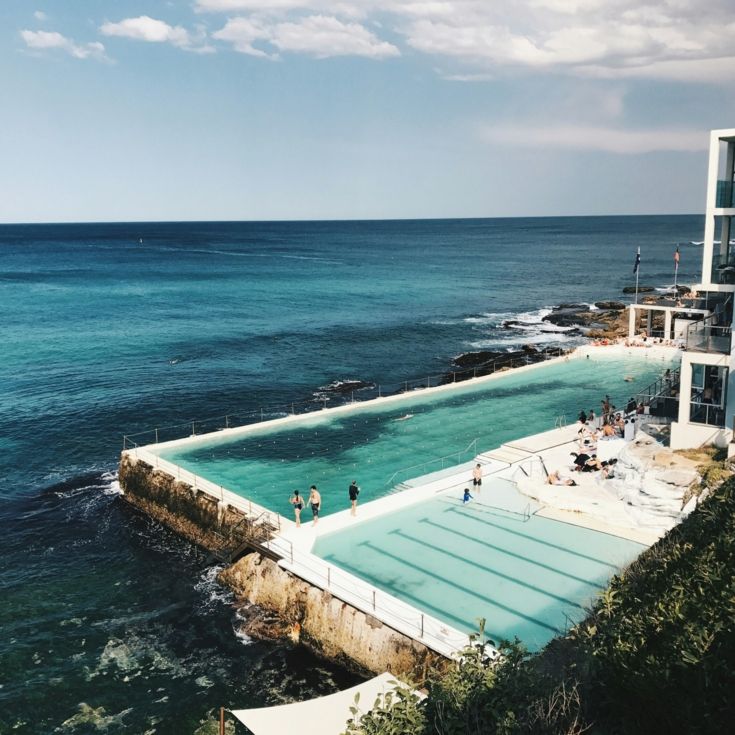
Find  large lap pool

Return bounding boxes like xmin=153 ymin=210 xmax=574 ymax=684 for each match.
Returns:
xmin=154 ymin=352 xmax=674 ymax=519
xmin=313 ymin=479 xmax=646 ymax=651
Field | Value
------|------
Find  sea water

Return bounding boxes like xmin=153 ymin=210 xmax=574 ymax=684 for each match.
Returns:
xmin=0 ymin=216 xmax=701 ymax=732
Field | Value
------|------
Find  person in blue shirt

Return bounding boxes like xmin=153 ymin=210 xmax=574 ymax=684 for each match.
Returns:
xmin=462 ymin=488 xmax=473 ymax=504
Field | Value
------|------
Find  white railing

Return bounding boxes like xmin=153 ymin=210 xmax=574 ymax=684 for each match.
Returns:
xmin=126 ymin=447 xmax=285 ymax=532
xmin=270 ymin=539 xmax=481 ymax=660
xmin=122 ymin=349 xmax=572 ymax=450
xmin=384 ymin=438 xmax=479 ymax=488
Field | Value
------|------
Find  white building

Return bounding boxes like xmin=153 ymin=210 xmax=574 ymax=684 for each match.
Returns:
xmin=633 ymin=128 xmax=735 ymax=449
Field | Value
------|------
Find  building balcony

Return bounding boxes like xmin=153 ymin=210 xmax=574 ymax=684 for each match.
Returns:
xmin=711 ymin=253 xmax=735 ymax=284
xmin=716 ymin=180 xmax=735 ymax=208
xmin=685 ymin=317 xmax=732 ymax=354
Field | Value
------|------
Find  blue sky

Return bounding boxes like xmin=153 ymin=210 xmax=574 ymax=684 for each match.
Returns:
xmin=2 ymin=0 xmax=735 ymax=222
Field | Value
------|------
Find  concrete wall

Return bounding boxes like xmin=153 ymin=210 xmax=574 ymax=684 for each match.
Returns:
xmin=220 ymin=552 xmax=449 ymax=681
xmin=118 ymin=453 xmax=246 ymax=550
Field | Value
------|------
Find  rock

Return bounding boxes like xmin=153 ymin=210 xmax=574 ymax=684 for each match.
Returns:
xmin=452 ymin=350 xmax=505 ymax=369
xmin=594 ymin=301 xmax=626 ymax=310
xmin=543 ymin=312 xmax=588 ymax=327
xmin=622 ymin=285 xmax=655 ymax=293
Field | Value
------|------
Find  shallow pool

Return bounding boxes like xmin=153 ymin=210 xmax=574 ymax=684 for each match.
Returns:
xmin=313 ymin=479 xmax=645 ymax=651
xmin=155 ymin=352 xmax=674 ymax=518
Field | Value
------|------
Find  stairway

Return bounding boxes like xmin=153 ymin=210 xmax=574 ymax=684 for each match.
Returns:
xmin=477 ymin=445 xmax=534 ymax=465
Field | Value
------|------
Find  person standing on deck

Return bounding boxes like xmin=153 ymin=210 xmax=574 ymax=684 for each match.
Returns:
xmin=308 ymin=485 xmax=322 ymax=525
xmin=472 ymin=463 xmax=482 ymax=492
xmin=348 ymin=480 xmax=360 ymax=516
xmin=289 ymin=490 xmax=304 ymax=527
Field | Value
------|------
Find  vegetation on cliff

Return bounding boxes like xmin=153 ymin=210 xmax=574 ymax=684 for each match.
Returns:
xmin=344 ymin=475 xmax=735 ymax=735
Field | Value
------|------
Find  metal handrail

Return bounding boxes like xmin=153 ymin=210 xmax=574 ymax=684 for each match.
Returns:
xmin=127 ymin=446 xmax=284 ymax=532
xmin=122 ymin=348 xmax=571 ymax=450
xmin=383 ymin=438 xmax=479 ymax=488
xmin=271 ymin=540 xmax=476 ymax=658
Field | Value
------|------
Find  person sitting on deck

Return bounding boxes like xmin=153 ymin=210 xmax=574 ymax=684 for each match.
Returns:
xmin=579 ymin=437 xmax=598 ymax=454
xmin=601 ymin=422 xmax=617 ymax=438
xmin=547 ymin=470 xmax=577 ymax=486
xmin=581 ymin=455 xmax=603 ymax=472
xmin=587 ymin=409 xmax=596 ymax=423
xmin=462 ymin=488 xmax=474 ymax=504
xmin=570 ymin=452 xmax=590 ymax=471
xmin=578 ymin=410 xmax=588 ymax=424
xmin=600 ymin=458 xmax=618 ymax=479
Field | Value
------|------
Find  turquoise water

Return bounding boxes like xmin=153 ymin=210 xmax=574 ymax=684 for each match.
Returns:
xmin=313 ymin=479 xmax=646 ymax=651
xmin=157 ymin=353 xmax=674 ymax=518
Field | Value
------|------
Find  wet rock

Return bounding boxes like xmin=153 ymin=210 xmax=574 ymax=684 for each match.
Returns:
xmin=622 ymin=285 xmax=655 ymax=293
xmin=594 ymin=301 xmax=626 ymax=310
xmin=543 ymin=311 xmax=592 ymax=327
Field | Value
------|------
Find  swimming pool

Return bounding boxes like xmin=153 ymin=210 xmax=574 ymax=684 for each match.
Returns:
xmin=154 ymin=352 xmax=674 ymax=518
xmin=313 ymin=479 xmax=645 ymax=651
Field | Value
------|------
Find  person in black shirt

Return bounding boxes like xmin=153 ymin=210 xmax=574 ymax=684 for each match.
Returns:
xmin=570 ymin=452 xmax=590 ymax=471
xmin=348 ymin=480 xmax=360 ymax=516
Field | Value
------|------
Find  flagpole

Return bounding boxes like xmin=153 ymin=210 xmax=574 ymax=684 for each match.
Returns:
xmin=674 ymin=245 xmax=680 ymax=292
xmin=635 ymin=247 xmax=640 ymax=304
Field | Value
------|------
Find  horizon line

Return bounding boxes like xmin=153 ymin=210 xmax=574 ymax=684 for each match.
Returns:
xmin=0 ymin=212 xmax=701 ymax=227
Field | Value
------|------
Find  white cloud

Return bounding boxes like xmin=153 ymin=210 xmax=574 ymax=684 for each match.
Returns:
xmin=212 ymin=17 xmax=271 ymax=57
xmin=33 ymin=10 xmax=47 ymax=21
xmin=214 ymin=14 xmax=399 ymax=59
xmin=100 ymin=16 xmax=190 ymax=46
xmin=20 ymin=29 xmax=107 ymax=60
xmin=272 ymin=15 xmax=399 ymax=58
xmin=480 ymin=124 xmax=708 ymax=154
xmin=195 ymin=0 xmax=735 ymax=82
xmin=396 ymin=1 xmax=735 ymax=81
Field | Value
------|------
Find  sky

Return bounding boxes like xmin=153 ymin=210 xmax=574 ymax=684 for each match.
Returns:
xmin=2 ymin=0 xmax=735 ymax=222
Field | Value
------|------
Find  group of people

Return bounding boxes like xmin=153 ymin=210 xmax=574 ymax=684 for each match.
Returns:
xmin=461 ymin=463 xmax=484 ymax=504
xmin=547 ymin=453 xmax=618 ymax=487
xmin=288 ymin=480 xmax=361 ymax=527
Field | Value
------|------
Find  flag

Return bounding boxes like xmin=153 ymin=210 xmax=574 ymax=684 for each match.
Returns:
xmin=674 ymin=246 xmax=680 ymax=265
xmin=633 ymin=247 xmax=641 ymax=274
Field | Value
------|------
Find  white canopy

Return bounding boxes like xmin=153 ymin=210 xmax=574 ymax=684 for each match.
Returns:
xmin=231 ymin=672 xmax=422 ymax=735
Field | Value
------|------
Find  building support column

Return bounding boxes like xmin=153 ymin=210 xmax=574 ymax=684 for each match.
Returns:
xmin=628 ymin=306 xmax=637 ymax=338
xmin=678 ymin=359 xmax=693 ymax=425
xmin=664 ymin=310 xmax=673 ymax=340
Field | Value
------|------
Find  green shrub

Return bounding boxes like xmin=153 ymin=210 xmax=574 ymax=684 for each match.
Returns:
xmin=573 ymin=476 xmax=735 ymax=734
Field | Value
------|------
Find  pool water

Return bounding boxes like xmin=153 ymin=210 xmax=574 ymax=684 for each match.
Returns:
xmin=313 ymin=479 xmax=646 ymax=651
xmin=156 ymin=353 xmax=674 ymax=518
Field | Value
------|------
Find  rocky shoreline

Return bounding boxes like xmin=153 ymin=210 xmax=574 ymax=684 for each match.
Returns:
xmin=446 ymin=287 xmax=689 ymax=378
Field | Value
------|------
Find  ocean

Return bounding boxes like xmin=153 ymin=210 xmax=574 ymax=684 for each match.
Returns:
xmin=0 ymin=216 xmax=702 ymax=733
